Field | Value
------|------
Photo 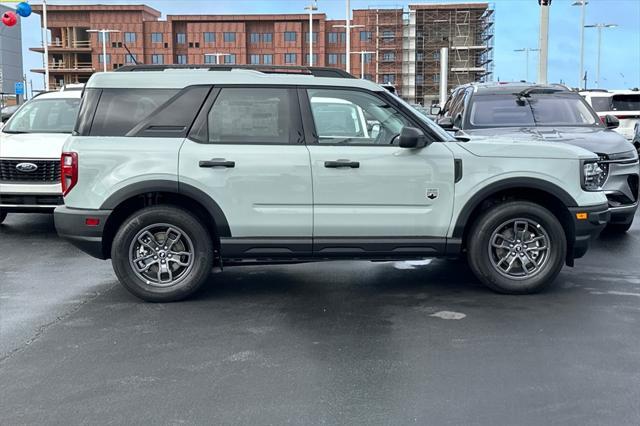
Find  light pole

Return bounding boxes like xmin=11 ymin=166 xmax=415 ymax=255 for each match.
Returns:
xmin=584 ymin=23 xmax=617 ymax=88
xmin=352 ymin=51 xmax=374 ymax=79
xmin=304 ymin=1 xmax=318 ymax=67
xmin=514 ymin=48 xmax=539 ymax=82
xmin=204 ymin=53 xmax=231 ymax=65
xmin=87 ymin=29 xmax=120 ymax=72
xmin=43 ymin=0 xmax=49 ymax=91
xmin=331 ymin=0 xmax=364 ymax=74
xmin=572 ymin=1 xmax=588 ymax=89
xmin=537 ymin=0 xmax=551 ymax=84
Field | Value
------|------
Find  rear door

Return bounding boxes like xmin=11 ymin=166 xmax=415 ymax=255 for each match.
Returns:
xmin=179 ymin=86 xmax=313 ymax=258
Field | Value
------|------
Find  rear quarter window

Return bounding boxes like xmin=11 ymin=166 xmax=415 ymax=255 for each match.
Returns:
xmin=589 ymin=97 xmax=612 ymax=112
xmin=612 ymin=94 xmax=640 ymax=112
xmin=89 ymin=89 xmax=178 ymax=136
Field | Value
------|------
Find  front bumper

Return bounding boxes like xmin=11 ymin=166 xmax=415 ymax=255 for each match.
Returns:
xmin=602 ymin=159 xmax=639 ymax=223
xmin=54 ymin=206 xmax=112 ymax=259
xmin=569 ymin=203 xmax=610 ymax=262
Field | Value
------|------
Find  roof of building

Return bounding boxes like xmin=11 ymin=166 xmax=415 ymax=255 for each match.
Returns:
xmin=31 ymin=4 xmax=161 ymax=17
xmin=86 ymin=68 xmax=383 ymax=91
xmin=167 ymin=13 xmax=327 ymax=22
xmin=408 ymin=3 xmax=490 ymax=10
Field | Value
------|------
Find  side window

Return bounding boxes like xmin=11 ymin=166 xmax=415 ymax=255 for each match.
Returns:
xmin=89 ymin=89 xmax=178 ymax=136
xmin=307 ymin=88 xmax=412 ymax=145
xmin=207 ymin=88 xmax=297 ymax=144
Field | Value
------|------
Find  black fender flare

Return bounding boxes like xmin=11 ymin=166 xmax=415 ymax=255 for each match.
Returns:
xmin=100 ymin=179 xmax=231 ymax=237
xmin=451 ymin=177 xmax=578 ymax=239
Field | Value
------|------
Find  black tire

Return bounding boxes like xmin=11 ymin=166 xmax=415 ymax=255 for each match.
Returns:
xmin=111 ymin=205 xmax=214 ymax=302
xmin=605 ymin=221 xmax=633 ymax=233
xmin=0 ymin=210 xmax=6 ymax=224
xmin=467 ymin=201 xmax=567 ymax=294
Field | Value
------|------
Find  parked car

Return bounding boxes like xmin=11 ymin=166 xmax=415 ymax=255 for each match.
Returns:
xmin=580 ymin=89 xmax=640 ymax=142
xmin=0 ymin=90 xmax=82 ymax=224
xmin=437 ymin=82 xmax=639 ymax=233
xmin=55 ymin=65 xmax=608 ymax=302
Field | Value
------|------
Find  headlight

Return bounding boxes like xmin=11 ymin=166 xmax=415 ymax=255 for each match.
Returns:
xmin=582 ymin=160 xmax=608 ymax=191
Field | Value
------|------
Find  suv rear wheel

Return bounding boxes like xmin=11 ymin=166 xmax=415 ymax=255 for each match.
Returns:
xmin=111 ymin=205 xmax=214 ymax=302
xmin=467 ymin=201 xmax=566 ymax=294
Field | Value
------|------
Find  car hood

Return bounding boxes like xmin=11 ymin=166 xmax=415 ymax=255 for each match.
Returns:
xmin=0 ymin=132 xmax=71 ymax=159
xmin=464 ymin=126 xmax=634 ymax=155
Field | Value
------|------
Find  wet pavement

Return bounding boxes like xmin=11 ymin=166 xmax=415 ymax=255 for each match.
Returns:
xmin=1 ymin=212 xmax=640 ymax=425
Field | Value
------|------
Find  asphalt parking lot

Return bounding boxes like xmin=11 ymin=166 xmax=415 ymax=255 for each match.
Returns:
xmin=1 ymin=212 xmax=640 ymax=425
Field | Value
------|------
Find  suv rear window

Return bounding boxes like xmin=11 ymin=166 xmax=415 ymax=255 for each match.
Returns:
xmin=89 ymin=89 xmax=178 ymax=136
xmin=612 ymin=94 xmax=640 ymax=111
xmin=589 ymin=97 xmax=612 ymax=112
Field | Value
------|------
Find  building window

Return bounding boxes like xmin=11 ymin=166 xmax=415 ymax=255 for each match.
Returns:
xmin=284 ymin=53 xmax=297 ymax=64
xmin=328 ymin=32 xmax=338 ymax=44
xmin=262 ymin=33 xmax=273 ymax=43
xmin=382 ymin=52 xmax=395 ymax=62
xmin=263 ymin=54 xmax=273 ymax=64
xmin=223 ymin=32 xmax=236 ymax=43
xmin=250 ymin=33 xmax=260 ymax=44
xmin=98 ymin=53 xmax=111 ymax=64
xmin=360 ymin=31 xmax=372 ymax=42
xmin=204 ymin=32 xmax=215 ymax=43
xmin=305 ymin=32 xmax=318 ymax=43
xmin=363 ymin=73 xmax=374 ymax=81
xmin=416 ymin=52 xmax=424 ymax=61
xmin=433 ymin=74 xmax=440 ymax=83
xmin=151 ymin=54 xmax=164 ymax=65
xmin=98 ymin=32 xmax=109 ymax=43
xmin=363 ymin=53 xmax=373 ymax=64
xmin=382 ymin=74 xmax=395 ymax=84
xmin=340 ymin=53 xmax=346 ymax=64
xmin=382 ymin=30 xmax=394 ymax=42
xmin=176 ymin=54 xmax=187 ymax=65
xmin=305 ymin=53 xmax=318 ymax=65
xmin=416 ymin=74 xmax=424 ymax=84
xmin=250 ymin=54 xmax=260 ymax=64
xmin=327 ymin=54 xmax=338 ymax=65
xmin=125 ymin=54 xmax=137 ymax=64
xmin=151 ymin=32 xmax=162 ymax=43
xmin=224 ymin=54 xmax=236 ymax=64
xmin=433 ymin=51 xmax=440 ymax=60
xmin=284 ymin=31 xmax=296 ymax=42
xmin=124 ymin=32 xmax=136 ymax=44
xmin=204 ymin=54 xmax=216 ymax=64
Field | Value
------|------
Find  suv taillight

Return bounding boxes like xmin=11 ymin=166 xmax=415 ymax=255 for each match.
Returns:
xmin=61 ymin=152 xmax=78 ymax=196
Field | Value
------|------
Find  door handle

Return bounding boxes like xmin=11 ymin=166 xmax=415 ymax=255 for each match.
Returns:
xmin=324 ymin=159 xmax=360 ymax=169
xmin=199 ymin=158 xmax=235 ymax=168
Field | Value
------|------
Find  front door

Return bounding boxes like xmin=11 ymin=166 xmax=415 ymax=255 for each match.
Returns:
xmin=303 ymin=88 xmax=455 ymax=256
xmin=179 ymin=87 xmax=313 ymax=258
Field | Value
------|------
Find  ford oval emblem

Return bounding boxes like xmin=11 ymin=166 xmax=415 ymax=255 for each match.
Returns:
xmin=16 ymin=162 xmax=38 ymax=173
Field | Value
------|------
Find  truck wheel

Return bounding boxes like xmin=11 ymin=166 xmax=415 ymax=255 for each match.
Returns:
xmin=0 ymin=210 xmax=6 ymax=224
xmin=111 ymin=205 xmax=214 ymax=302
xmin=467 ymin=201 xmax=566 ymax=294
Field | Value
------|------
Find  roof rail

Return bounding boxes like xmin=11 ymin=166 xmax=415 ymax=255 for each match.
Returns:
xmin=114 ymin=64 xmax=356 ymax=79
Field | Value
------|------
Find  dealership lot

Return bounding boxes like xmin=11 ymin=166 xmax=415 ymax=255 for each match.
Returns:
xmin=1 ymin=212 xmax=640 ymax=425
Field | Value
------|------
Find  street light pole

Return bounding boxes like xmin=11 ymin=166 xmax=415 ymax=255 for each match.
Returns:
xmin=204 ymin=53 xmax=231 ymax=65
xmin=43 ymin=0 xmax=49 ymax=91
xmin=514 ymin=48 xmax=539 ymax=82
xmin=537 ymin=0 xmax=551 ymax=84
xmin=87 ymin=29 xmax=120 ymax=72
xmin=585 ymin=23 xmax=617 ymax=88
xmin=572 ymin=1 xmax=588 ymax=89
xmin=352 ymin=51 xmax=374 ymax=79
xmin=304 ymin=1 xmax=318 ymax=67
xmin=345 ymin=0 xmax=350 ymax=73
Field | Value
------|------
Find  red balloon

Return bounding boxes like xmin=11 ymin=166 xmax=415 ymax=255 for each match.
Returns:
xmin=2 ymin=11 xmax=18 ymax=27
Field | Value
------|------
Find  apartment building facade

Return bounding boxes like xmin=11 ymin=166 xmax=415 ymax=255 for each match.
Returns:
xmin=30 ymin=3 xmax=493 ymax=104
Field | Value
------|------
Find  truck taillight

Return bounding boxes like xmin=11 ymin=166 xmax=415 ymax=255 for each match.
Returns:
xmin=61 ymin=152 xmax=78 ymax=196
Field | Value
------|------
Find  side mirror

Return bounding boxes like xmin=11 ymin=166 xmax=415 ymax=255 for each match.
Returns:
xmin=430 ymin=105 xmax=441 ymax=116
xmin=437 ymin=117 xmax=455 ymax=130
xmin=604 ymin=114 xmax=619 ymax=130
xmin=399 ymin=126 xmax=428 ymax=148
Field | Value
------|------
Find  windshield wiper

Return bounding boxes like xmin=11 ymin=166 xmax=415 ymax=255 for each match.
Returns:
xmin=2 ymin=130 xmax=29 ymax=134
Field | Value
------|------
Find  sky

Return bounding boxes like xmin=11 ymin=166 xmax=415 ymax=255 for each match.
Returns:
xmin=4 ymin=0 xmax=640 ymax=93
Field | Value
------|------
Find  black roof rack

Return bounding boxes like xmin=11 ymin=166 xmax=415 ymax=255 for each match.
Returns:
xmin=114 ymin=64 xmax=356 ymax=79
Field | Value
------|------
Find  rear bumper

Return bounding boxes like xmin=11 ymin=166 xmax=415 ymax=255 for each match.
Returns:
xmin=54 ymin=206 xmax=111 ymax=259
xmin=569 ymin=203 xmax=610 ymax=261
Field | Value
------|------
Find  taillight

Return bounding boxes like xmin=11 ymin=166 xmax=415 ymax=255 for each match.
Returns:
xmin=61 ymin=152 xmax=78 ymax=196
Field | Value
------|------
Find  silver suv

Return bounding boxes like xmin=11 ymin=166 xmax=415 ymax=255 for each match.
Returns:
xmin=54 ymin=66 xmax=610 ymax=302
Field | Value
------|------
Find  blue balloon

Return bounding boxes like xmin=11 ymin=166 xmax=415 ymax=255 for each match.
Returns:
xmin=16 ymin=2 xmax=32 ymax=18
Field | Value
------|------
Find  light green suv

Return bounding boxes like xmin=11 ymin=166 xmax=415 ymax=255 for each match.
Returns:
xmin=54 ymin=66 xmax=610 ymax=302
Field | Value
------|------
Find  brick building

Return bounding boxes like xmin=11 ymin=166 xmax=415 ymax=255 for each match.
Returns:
xmin=30 ymin=3 xmax=494 ymax=104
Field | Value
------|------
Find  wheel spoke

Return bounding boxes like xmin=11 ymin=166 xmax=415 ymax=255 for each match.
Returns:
xmin=164 ymin=227 xmax=183 ymax=251
xmin=492 ymin=233 xmax=514 ymax=249
xmin=504 ymin=256 xmax=518 ymax=273
xmin=135 ymin=259 xmax=158 ymax=273
xmin=138 ymin=231 xmax=161 ymax=251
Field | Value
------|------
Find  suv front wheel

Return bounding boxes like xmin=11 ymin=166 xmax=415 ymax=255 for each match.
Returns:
xmin=111 ymin=205 xmax=214 ymax=302
xmin=467 ymin=201 xmax=567 ymax=294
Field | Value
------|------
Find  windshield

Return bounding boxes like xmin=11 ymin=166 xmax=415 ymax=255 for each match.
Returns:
xmin=388 ymin=91 xmax=456 ymax=141
xmin=3 ymin=98 xmax=81 ymax=134
xmin=612 ymin=94 xmax=640 ymax=112
xmin=468 ymin=93 xmax=600 ymax=128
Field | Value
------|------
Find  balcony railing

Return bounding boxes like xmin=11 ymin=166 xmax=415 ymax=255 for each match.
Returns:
xmin=47 ymin=40 xmax=91 ymax=49
xmin=48 ymin=61 xmax=94 ymax=70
